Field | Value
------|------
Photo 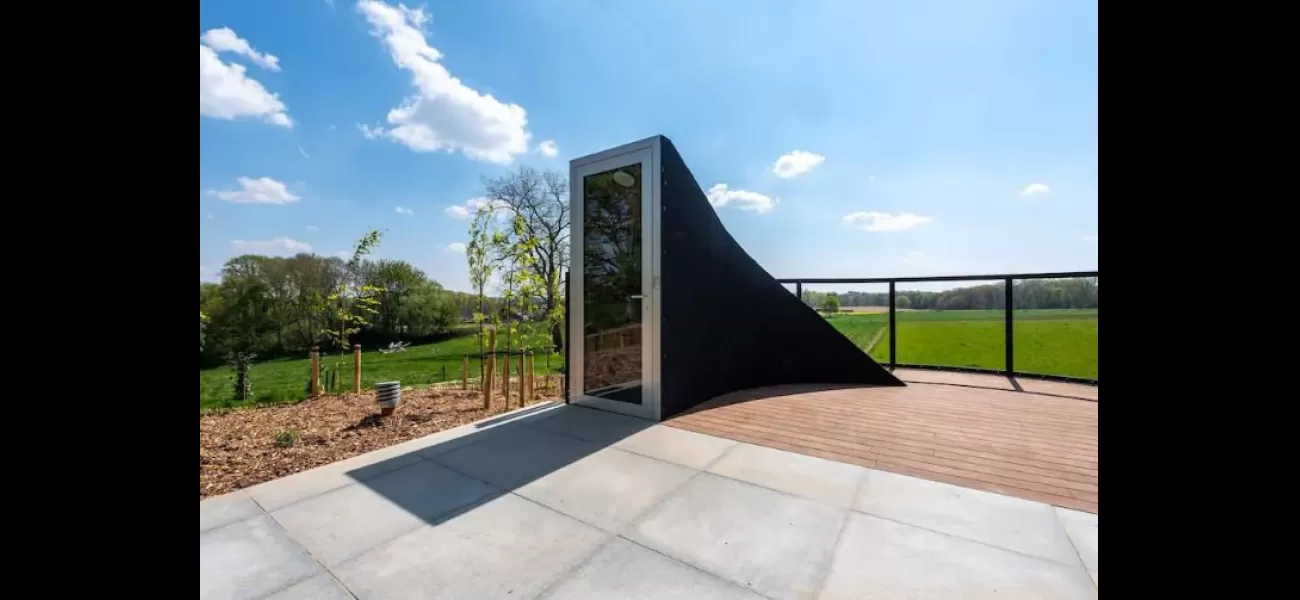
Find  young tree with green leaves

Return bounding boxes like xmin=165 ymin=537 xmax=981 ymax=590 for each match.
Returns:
xmin=321 ymin=229 xmax=386 ymax=369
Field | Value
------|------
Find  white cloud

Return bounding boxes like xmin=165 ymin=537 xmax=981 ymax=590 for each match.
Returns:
xmin=201 ymin=28 xmax=281 ymax=71
xmin=208 ymin=177 xmax=301 ymax=204
xmin=772 ymin=150 xmax=825 ymax=179
xmin=298 ymin=146 xmax=310 ymax=158
xmin=446 ymin=196 xmax=511 ymax=219
xmin=357 ymin=123 xmax=385 ymax=139
xmin=395 ymin=206 xmax=414 ymax=215
xmin=230 ymin=237 xmax=312 ymax=256
xmin=357 ymin=1 xmax=531 ymax=164
xmin=706 ymin=184 xmax=776 ymax=213
xmin=842 ymin=211 xmax=932 ymax=232
xmin=305 ymin=225 xmax=320 ymax=232
xmin=1019 ymin=182 xmax=1051 ymax=197
xmin=447 ymin=242 xmax=467 ymax=253
xmin=537 ymin=140 xmax=559 ymax=157
xmin=199 ymin=44 xmax=291 ymax=127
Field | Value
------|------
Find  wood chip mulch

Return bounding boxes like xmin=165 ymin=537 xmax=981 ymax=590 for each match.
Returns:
xmin=200 ymin=386 xmax=557 ymax=499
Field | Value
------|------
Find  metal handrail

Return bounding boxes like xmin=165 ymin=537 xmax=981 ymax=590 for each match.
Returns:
xmin=782 ymin=271 xmax=1098 ymax=385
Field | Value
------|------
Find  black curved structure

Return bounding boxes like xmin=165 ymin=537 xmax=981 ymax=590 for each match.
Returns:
xmin=569 ymin=135 xmax=902 ymax=422
xmin=657 ymin=137 xmax=903 ymax=418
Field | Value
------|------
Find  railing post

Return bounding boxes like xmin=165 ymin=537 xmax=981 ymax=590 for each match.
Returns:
xmin=888 ymin=281 xmax=897 ymax=370
xmin=795 ymin=281 xmax=803 ymax=305
xmin=1004 ymin=278 xmax=1015 ymax=378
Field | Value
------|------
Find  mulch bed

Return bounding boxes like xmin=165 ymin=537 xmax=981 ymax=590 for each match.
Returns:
xmin=200 ymin=386 xmax=556 ymax=499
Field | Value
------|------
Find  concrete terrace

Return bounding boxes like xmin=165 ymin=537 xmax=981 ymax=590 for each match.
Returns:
xmin=200 ymin=394 xmax=1098 ymax=599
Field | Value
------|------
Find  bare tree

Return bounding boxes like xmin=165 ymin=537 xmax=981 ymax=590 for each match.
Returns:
xmin=481 ymin=166 xmax=570 ymax=350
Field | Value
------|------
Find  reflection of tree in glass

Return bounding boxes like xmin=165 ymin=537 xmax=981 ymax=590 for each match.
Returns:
xmin=583 ymin=165 xmax=642 ymax=333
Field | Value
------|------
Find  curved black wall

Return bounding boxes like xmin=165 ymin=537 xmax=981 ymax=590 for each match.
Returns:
xmin=658 ymin=136 xmax=904 ymax=419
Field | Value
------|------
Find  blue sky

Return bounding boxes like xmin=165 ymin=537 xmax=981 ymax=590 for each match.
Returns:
xmin=200 ymin=0 xmax=1097 ymax=294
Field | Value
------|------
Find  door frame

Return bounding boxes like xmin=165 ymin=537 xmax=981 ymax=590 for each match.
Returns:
xmin=569 ymin=137 xmax=663 ymax=421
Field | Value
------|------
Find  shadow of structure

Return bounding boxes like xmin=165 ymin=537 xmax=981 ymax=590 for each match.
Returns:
xmin=344 ymin=403 xmax=653 ymax=530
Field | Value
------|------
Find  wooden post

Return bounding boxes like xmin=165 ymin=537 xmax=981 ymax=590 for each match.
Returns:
xmin=461 ymin=355 xmax=469 ymax=390
xmin=310 ymin=346 xmax=321 ymax=396
xmin=502 ymin=350 xmax=511 ymax=405
xmin=353 ymin=344 xmax=362 ymax=393
xmin=518 ymin=351 xmax=527 ymax=406
xmin=527 ymin=352 xmax=535 ymax=403
xmin=483 ymin=330 xmax=497 ymax=409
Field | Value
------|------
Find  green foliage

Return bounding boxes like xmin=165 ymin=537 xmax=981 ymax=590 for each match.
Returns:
xmin=819 ymin=293 xmax=840 ymax=313
xmin=321 ymin=230 xmax=386 ymax=362
xmin=226 ymin=351 xmax=257 ymax=402
xmin=200 ymin=311 xmax=208 ymax=351
xmin=274 ymin=429 xmax=299 ymax=448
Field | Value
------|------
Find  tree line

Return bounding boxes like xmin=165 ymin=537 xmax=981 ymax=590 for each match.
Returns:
xmin=199 ymin=249 xmax=503 ymax=368
xmin=802 ymin=277 xmax=1099 ymax=311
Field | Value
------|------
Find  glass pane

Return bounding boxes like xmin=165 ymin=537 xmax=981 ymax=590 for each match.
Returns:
xmin=582 ymin=163 xmax=643 ymax=403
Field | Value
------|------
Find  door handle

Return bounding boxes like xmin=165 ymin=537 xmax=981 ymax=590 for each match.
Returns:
xmin=629 ymin=294 xmax=645 ymax=299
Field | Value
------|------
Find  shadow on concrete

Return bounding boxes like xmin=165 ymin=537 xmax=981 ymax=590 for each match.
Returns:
xmin=343 ymin=403 xmax=654 ymax=528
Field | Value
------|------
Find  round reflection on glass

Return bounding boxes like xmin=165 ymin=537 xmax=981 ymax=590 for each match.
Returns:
xmin=612 ymin=170 xmax=636 ymax=187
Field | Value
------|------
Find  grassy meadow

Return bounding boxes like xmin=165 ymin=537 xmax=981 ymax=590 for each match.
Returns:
xmin=826 ymin=308 xmax=1097 ymax=379
xmin=199 ymin=334 xmax=565 ymax=411
xmin=201 ymin=308 xmax=1095 ymax=410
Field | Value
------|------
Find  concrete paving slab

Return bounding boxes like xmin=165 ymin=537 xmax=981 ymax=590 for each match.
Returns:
xmin=271 ymin=459 xmax=496 ymax=567
xmin=200 ymin=490 xmax=264 ymax=533
xmin=415 ymin=402 xmax=566 ymax=459
xmin=332 ymin=493 xmax=607 ymax=600
xmin=629 ymin=473 xmax=845 ymax=600
xmin=855 ymin=469 xmax=1079 ymax=564
xmin=708 ymin=443 xmax=867 ymax=508
xmin=263 ymin=572 xmax=354 ymax=600
xmin=819 ymin=512 xmax=1097 ymax=600
xmin=1055 ymin=507 xmax=1098 ymax=578
xmin=614 ymin=425 xmax=736 ymax=469
xmin=199 ymin=515 xmax=322 ymax=600
xmin=245 ymin=449 xmax=424 ymax=513
xmin=540 ymin=537 xmax=766 ymax=600
xmin=431 ymin=425 xmax=601 ymax=490
xmin=243 ymin=405 xmax=561 ymax=512
xmin=528 ymin=405 xmax=653 ymax=445
xmin=514 ymin=447 xmax=696 ymax=532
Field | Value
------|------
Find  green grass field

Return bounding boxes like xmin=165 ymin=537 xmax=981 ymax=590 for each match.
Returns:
xmin=202 ymin=308 xmax=1096 ymax=410
xmin=825 ymin=309 xmax=1097 ymax=379
xmin=200 ymin=334 xmax=565 ymax=411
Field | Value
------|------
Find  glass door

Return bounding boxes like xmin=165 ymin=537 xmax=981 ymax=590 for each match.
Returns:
xmin=572 ymin=149 xmax=654 ymax=419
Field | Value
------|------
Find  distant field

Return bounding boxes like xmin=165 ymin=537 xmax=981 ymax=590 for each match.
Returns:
xmin=825 ymin=309 xmax=1097 ymax=379
xmin=199 ymin=335 xmax=564 ymax=411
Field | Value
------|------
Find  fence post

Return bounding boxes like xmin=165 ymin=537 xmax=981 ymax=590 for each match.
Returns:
xmin=888 ymin=281 xmax=897 ymax=370
xmin=1004 ymin=278 xmax=1015 ymax=378
xmin=795 ymin=281 xmax=803 ymax=305
xmin=310 ymin=346 xmax=321 ymax=396
xmin=519 ymin=351 xmax=527 ymax=406
xmin=461 ymin=355 xmax=469 ymax=390
xmin=352 ymin=344 xmax=362 ymax=393
xmin=483 ymin=330 xmax=496 ymax=409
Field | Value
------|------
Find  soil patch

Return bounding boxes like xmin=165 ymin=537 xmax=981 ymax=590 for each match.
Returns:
xmin=200 ymin=387 xmax=556 ymax=499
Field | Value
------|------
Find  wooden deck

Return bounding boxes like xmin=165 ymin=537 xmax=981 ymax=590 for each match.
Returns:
xmin=666 ymin=372 xmax=1098 ymax=513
